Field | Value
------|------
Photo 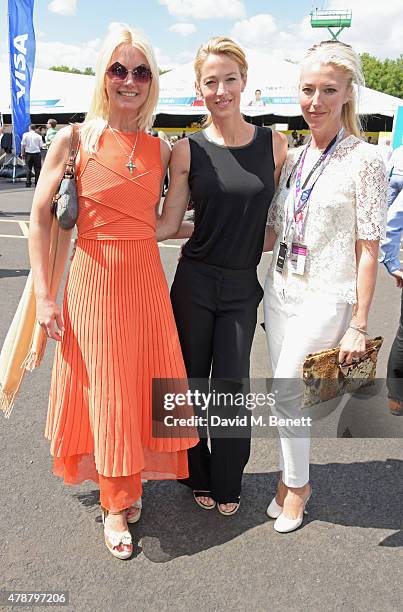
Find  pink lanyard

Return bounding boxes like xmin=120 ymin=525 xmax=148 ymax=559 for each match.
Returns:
xmin=292 ymin=128 xmax=344 ymax=241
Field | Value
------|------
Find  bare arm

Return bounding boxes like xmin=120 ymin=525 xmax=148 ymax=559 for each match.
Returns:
xmin=263 ymin=130 xmax=288 ymax=252
xmin=272 ymin=130 xmax=288 ymax=189
xmin=156 ymin=138 xmax=193 ymax=241
xmin=352 ymin=240 xmax=379 ymax=328
xmin=159 ymin=137 xmax=171 ymax=177
xmin=338 ymin=240 xmax=379 ymax=364
xmin=263 ymin=226 xmax=278 ymax=252
xmin=28 ymin=126 xmax=71 ymax=340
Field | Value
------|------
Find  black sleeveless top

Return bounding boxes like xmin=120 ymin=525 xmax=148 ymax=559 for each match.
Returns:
xmin=183 ymin=126 xmax=275 ymax=270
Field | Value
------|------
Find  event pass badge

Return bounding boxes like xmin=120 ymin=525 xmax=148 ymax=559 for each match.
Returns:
xmin=276 ymin=241 xmax=288 ymax=273
xmin=290 ymin=243 xmax=308 ymax=275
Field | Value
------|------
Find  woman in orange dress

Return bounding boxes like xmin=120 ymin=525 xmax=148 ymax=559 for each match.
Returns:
xmin=28 ymin=24 xmax=197 ymax=560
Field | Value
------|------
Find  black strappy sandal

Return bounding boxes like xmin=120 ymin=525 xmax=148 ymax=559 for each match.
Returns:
xmin=193 ymin=490 xmax=216 ymax=510
xmin=217 ymin=499 xmax=240 ymax=516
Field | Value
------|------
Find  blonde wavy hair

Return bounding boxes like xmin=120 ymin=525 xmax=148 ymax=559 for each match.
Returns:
xmin=194 ymin=37 xmax=248 ymax=127
xmin=300 ymin=40 xmax=365 ymax=138
xmin=80 ymin=23 xmax=159 ymax=153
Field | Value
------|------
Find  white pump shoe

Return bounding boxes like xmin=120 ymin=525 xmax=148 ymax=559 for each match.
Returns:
xmin=266 ymin=497 xmax=283 ymax=519
xmin=273 ymin=490 xmax=312 ymax=533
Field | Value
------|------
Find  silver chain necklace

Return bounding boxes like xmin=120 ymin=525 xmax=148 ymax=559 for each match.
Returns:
xmin=108 ymin=125 xmax=139 ymax=174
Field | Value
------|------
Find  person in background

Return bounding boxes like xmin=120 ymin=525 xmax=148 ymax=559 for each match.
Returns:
xmin=297 ymin=133 xmax=305 ymax=146
xmin=36 ymin=126 xmax=47 ymax=162
xmin=380 ymin=186 xmax=403 ymax=415
xmin=387 ymin=145 xmax=403 ymax=208
xmin=1 ymin=130 xmax=13 ymax=154
xmin=377 ymin=137 xmax=392 ymax=167
xmin=248 ymin=88 xmax=266 ymax=106
xmin=21 ymin=124 xmax=42 ymax=187
xmin=45 ymin=119 xmax=58 ymax=149
xmin=37 ymin=126 xmax=46 ymax=143
xmin=291 ymin=129 xmax=299 ymax=147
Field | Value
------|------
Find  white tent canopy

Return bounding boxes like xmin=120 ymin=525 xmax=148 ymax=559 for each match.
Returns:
xmin=1 ymin=48 xmax=401 ymax=118
xmin=158 ymin=48 xmax=402 ymax=118
xmin=0 ymin=62 xmax=94 ymax=115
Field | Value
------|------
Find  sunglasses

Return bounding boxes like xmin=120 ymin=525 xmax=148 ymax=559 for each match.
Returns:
xmin=106 ymin=62 xmax=153 ymax=83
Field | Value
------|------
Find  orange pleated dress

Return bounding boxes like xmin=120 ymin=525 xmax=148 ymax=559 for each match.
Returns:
xmin=45 ymin=129 xmax=197 ymax=499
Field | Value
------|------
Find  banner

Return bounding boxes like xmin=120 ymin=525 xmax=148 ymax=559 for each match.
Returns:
xmin=8 ymin=0 xmax=36 ymax=155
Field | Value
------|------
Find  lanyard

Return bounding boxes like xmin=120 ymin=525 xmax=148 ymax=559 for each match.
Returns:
xmin=283 ymin=128 xmax=344 ymax=242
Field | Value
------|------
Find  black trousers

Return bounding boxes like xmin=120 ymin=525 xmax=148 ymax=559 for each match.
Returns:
xmin=171 ymin=256 xmax=263 ymax=503
xmin=25 ymin=152 xmax=41 ymax=186
xmin=387 ymin=289 xmax=403 ymax=401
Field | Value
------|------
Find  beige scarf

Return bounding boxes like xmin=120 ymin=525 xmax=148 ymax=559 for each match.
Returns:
xmin=0 ymin=218 xmax=73 ymax=417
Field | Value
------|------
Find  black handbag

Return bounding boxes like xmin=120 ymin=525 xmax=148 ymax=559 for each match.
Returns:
xmin=51 ymin=123 xmax=80 ymax=229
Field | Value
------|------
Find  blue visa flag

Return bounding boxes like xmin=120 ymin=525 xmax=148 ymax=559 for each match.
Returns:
xmin=8 ymin=0 xmax=36 ymax=155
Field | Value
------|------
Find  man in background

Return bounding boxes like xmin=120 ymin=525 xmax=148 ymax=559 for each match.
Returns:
xmin=45 ymin=118 xmax=58 ymax=149
xmin=377 ymin=137 xmax=392 ymax=167
xmin=387 ymin=145 xmax=403 ymax=208
xmin=248 ymin=89 xmax=266 ymax=106
xmin=21 ymin=124 xmax=42 ymax=188
xmin=380 ymin=189 xmax=403 ymax=415
xmin=297 ymin=133 xmax=306 ymax=146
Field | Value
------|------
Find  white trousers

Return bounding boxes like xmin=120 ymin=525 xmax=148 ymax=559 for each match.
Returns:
xmin=263 ymin=279 xmax=352 ymax=487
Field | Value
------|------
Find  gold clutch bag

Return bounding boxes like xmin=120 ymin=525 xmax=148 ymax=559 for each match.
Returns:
xmin=302 ymin=337 xmax=383 ymax=407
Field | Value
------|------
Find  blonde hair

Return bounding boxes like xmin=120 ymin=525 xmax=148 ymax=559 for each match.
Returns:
xmin=157 ymin=130 xmax=171 ymax=147
xmin=300 ymin=41 xmax=365 ymax=138
xmin=194 ymin=37 xmax=248 ymax=127
xmin=80 ymin=23 xmax=159 ymax=153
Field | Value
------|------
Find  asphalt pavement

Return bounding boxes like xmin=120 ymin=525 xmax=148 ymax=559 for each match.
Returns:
xmin=0 ymin=181 xmax=402 ymax=612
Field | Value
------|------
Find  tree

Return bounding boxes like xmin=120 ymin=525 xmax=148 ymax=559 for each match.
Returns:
xmin=360 ymin=53 xmax=403 ymax=99
xmin=49 ymin=65 xmax=95 ymax=76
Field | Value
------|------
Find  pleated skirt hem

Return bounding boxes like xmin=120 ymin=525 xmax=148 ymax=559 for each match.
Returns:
xmin=51 ymin=448 xmax=191 ymax=485
xmin=46 ymin=237 xmax=198 ymax=479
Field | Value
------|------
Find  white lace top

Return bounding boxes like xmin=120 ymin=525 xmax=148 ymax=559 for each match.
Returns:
xmin=267 ymin=135 xmax=388 ymax=304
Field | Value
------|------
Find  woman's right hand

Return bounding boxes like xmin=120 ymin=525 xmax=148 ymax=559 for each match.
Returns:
xmin=36 ymin=297 xmax=64 ymax=341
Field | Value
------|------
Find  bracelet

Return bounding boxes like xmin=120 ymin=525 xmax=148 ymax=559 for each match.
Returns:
xmin=349 ymin=324 xmax=369 ymax=336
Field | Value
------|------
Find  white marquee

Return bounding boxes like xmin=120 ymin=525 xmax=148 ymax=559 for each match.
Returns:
xmin=1 ymin=49 xmax=401 ymax=119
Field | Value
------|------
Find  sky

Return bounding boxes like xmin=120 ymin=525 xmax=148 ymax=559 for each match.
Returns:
xmin=1 ymin=0 xmax=402 ymax=71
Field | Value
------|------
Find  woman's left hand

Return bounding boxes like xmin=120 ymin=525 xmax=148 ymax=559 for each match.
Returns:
xmin=338 ymin=327 xmax=367 ymax=365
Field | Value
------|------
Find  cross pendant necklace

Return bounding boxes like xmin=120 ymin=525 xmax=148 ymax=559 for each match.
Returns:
xmin=108 ymin=125 xmax=139 ymax=174
xmin=126 ymin=159 xmax=136 ymax=174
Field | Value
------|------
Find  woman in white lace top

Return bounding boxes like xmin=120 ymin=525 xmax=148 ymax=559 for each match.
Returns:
xmin=263 ymin=41 xmax=387 ymax=533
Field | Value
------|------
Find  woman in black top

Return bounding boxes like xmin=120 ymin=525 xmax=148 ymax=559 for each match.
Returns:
xmin=157 ymin=37 xmax=287 ymax=515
